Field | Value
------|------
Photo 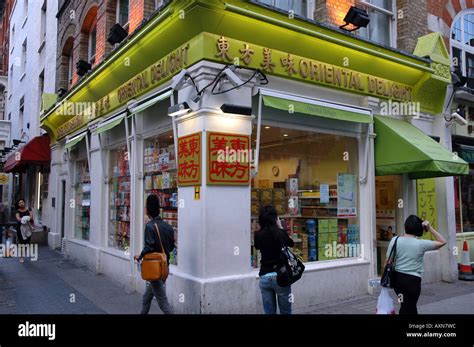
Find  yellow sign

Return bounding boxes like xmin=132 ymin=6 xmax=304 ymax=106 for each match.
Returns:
xmin=213 ymin=35 xmax=413 ymax=102
xmin=417 ymin=178 xmax=436 ymax=240
xmin=0 ymin=173 xmax=8 ymax=185
xmin=54 ymin=33 xmax=416 ymax=140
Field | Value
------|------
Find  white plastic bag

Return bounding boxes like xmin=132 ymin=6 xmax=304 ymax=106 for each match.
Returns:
xmin=376 ymin=287 xmax=395 ymax=314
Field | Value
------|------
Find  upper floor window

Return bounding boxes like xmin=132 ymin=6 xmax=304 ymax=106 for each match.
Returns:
xmin=88 ymin=18 xmax=97 ymax=65
xmin=154 ymin=0 xmax=163 ymax=10
xmin=40 ymin=1 xmax=47 ymax=39
xmin=256 ymin=0 xmax=310 ymax=19
xmin=451 ymin=11 xmax=474 ymax=88
xmin=67 ymin=48 xmax=74 ymax=87
xmin=21 ymin=39 xmax=27 ymax=75
xmin=117 ymin=0 xmax=129 ymax=28
xmin=357 ymin=0 xmax=395 ymax=47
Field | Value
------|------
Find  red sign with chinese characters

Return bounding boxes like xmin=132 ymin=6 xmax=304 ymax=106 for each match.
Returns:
xmin=207 ymin=132 xmax=250 ymax=186
xmin=177 ymin=132 xmax=201 ymax=186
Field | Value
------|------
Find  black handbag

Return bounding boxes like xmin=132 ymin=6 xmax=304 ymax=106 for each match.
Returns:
xmin=276 ymin=231 xmax=305 ymax=287
xmin=381 ymin=236 xmax=399 ymax=288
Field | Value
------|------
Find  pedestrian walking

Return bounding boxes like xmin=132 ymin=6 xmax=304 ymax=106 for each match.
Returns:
xmin=386 ymin=215 xmax=447 ymax=314
xmin=134 ymin=194 xmax=175 ymax=314
xmin=254 ymin=205 xmax=295 ymax=315
xmin=15 ymin=198 xmax=34 ymax=264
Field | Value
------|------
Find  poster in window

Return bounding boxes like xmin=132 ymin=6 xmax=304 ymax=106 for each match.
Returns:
xmin=337 ymin=173 xmax=357 ymax=218
xmin=207 ymin=132 xmax=250 ymax=186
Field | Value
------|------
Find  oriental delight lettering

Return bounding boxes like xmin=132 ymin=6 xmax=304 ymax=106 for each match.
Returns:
xmin=214 ymin=36 xmax=413 ymax=102
xmin=207 ymin=132 xmax=250 ymax=186
xmin=177 ymin=132 xmax=201 ymax=186
xmin=117 ymin=44 xmax=189 ymax=104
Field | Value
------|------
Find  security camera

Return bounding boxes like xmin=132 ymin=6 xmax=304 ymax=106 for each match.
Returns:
xmin=222 ymin=67 xmax=243 ymax=88
xmin=171 ymin=69 xmax=190 ymax=90
xmin=450 ymin=111 xmax=468 ymax=126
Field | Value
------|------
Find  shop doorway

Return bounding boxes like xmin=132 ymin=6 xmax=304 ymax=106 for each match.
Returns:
xmin=375 ymin=175 xmax=403 ymax=275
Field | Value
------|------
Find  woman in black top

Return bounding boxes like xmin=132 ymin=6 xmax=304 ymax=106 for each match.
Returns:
xmin=15 ymin=198 xmax=33 ymax=263
xmin=254 ymin=205 xmax=294 ymax=314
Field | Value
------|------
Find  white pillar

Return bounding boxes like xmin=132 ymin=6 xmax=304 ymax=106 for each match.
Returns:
xmin=168 ymin=63 xmax=258 ymax=313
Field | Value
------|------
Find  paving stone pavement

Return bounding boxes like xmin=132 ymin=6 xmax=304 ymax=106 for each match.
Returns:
xmin=296 ymin=279 xmax=474 ymax=314
xmin=2 ymin=246 xmax=473 ymax=314
xmin=0 ymin=246 xmax=161 ymax=314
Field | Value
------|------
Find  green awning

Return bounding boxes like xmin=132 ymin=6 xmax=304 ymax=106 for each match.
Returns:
xmin=374 ymin=116 xmax=469 ymax=179
xmin=92 ymin=113 xmax=126 ymax=136
xmin=262 ymin=93 xmax=373 ymax=124
xmin=129 ymin=89 xmax=173 ymax=115
xmin=458 ymin=145 xmax=474 ymax=164
xmin=65 ymin=132 xmax=87 ymax=150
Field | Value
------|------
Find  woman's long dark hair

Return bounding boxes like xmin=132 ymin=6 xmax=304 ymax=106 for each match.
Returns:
xmin=15 ymin=198 xmax=26 ymax=211
xmin=258 ymin=205 xmax=281 ymax=240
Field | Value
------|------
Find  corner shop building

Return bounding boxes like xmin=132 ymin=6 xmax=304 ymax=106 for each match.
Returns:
xmin=40 ymin=1 xmax=467 ymax=313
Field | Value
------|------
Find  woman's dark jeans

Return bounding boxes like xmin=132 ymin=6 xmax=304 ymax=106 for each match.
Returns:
xmin=393 ymin=271 xmax=422 ymax=315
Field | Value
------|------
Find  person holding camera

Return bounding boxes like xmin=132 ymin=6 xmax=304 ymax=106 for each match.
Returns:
xmin=386 ymin=215 xmax=446 ymax=314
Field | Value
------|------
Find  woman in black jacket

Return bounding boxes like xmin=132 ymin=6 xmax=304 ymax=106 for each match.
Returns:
xmin=254 ymin=205 xmax=294 ymax=314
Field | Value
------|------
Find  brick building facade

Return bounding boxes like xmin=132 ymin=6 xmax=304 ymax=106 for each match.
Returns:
xmin=56 ymin=0 xmax=163 ymax=92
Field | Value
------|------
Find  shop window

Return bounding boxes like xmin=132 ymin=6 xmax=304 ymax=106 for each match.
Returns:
xmin=143 ymin=131 xmax=178 ymax=265
xmin=358 ymin=0 xmax=394 ymax=47
xmin=458 ymin=167 xmax=474 ymax=233
xmin=75 ymin=160 xmax=90 ymax=241
xmin=109 ymin=145 xmax=130 ymax=250
xmin=251 ymin=126 xmax=360 ymax=268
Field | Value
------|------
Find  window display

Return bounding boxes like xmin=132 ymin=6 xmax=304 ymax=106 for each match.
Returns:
xmin=75 ymin=160 xmax=90 ymax=241
xmin=251 ymin=127 xmax=360 ymax=268
xmin=144 ymin=132 xmax=178 ymax=265
xmin=109 ymin=145 xmax=131 ymax=250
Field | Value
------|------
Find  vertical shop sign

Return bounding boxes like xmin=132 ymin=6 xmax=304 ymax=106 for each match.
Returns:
xmin=177 ymin=132 xmax=202 ymax=186
xmin=337 ymin=173 xmax=357 ymax=218
xmin=207 ymin=132 xmax=250 ymax=185
xmin=417 ymin=178 xmax=436 ymax=240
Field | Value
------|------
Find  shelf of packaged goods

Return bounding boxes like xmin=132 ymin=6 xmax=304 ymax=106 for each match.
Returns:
xmin=300 ymin=206 xmax=338 ymax=209
xmin=111 ymin=176 xmax=131 ymax=179
xmin=144 ymin=168 xmax=177 ymax=175
xmin=299 ymin=196 xmax=338 ymax=199
xmin=253 ymin=214 xmax=344 ymax=219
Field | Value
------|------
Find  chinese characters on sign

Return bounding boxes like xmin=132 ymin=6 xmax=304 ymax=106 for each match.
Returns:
xmin=213 ymin=35 xmax=414 ymax=102
xmin=207 ymin=132 xmax=250 ymax=186
xmin=177 ymin=132 xmax=201 ymax=186
xmin=417 ymin=178 xmax=436 ymax=240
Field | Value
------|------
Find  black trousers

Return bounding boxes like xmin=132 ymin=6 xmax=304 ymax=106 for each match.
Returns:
xmin=393 ymin=271 xmax=422 ymax=315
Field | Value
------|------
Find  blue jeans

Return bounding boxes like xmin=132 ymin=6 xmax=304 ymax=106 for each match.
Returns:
xmin=259 ymin=273 xmax=292 ymax=314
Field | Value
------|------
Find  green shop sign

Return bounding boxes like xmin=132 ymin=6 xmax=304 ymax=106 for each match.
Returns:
xmin=55 ymin=33 xmax=417 ymax=140
xmin=211 ymin=34 xmax=413 ymax=102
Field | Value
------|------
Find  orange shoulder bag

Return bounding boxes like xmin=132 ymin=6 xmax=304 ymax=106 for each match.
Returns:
xmin=140 ymin=223 xmax=169 ymax=281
